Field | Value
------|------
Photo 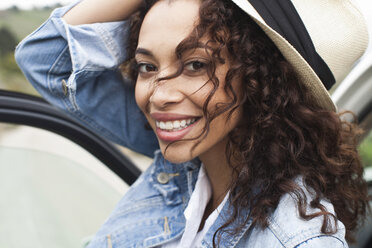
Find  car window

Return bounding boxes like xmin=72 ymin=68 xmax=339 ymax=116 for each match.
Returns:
xmin=0 ymin=123 xmax=126 ymax=248
xmin=359 ymin=109 xmax=372 ymax=180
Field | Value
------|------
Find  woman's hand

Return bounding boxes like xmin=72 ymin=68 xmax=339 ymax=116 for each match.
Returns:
xmin=63 ymin=0 xmax=144 ymax=25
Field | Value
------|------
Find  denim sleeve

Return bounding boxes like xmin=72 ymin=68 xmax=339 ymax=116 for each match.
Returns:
xmin=15 ymin=2 xmax=159 ymax=157
xmin=295 ymin=236 xmax=347 ymax=248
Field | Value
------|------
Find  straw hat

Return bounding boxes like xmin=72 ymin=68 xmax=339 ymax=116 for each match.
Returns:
xmin=231 ymin=0 xmax=369 ymax=111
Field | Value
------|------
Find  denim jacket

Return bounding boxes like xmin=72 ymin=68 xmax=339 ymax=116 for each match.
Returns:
xmin=15 ymin=2 xmax=348 ymax=247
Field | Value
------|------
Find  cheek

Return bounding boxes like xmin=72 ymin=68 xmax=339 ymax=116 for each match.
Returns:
xmin=135 ymin=83 xmax=149 ymax=113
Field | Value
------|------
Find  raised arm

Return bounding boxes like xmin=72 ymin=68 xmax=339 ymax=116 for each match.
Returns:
xmin=63 ymin=0 xmax=143 ymax=25
xmin=15 ymin=0 xmax=159 ymax=157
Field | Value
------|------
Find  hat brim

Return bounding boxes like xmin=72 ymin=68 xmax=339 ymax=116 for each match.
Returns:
xmin=231 ymin=0 xmax=337 ymax=111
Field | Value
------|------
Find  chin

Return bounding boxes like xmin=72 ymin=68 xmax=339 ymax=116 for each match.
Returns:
xmin=161 ymin=150 xmax=194 ymax=164
xmin=159 ymin=143 xmax=198 ymax=164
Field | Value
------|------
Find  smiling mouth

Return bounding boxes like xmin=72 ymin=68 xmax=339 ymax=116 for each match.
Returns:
xmin=155 ymin=118 xmax=200 ymax=132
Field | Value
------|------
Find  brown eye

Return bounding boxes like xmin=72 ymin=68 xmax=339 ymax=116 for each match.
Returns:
xmin=137 ymin=63 xmax=158 ymax=73
xmin=185 ymin=61 xmax=206 ymax=72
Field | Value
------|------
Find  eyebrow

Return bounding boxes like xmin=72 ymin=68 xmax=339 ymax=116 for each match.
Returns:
xmin=135 ymin=42 xmax=211 ymax=56
xmin=135 ymin=48 xmax=154 ymax=57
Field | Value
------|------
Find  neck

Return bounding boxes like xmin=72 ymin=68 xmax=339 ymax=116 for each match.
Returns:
xmin=199 ymin=137 xmax=232 ymax=209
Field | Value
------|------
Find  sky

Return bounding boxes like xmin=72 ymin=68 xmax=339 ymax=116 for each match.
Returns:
xmin=0 ymin=0 xmax=72 ymax=10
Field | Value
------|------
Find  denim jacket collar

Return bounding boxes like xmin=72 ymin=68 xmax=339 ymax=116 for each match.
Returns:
xmin=136 ymin=151 xmax=252 ymax=248
xmin=200 ymin=202 xmax=253 ymax=248
xmin=150 ymin=150 xmax=200 ymax=206
xmin=92 ymin=150 xmax=254 ymax=248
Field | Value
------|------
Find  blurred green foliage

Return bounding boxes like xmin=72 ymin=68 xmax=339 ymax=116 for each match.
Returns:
xmin=0 ymin=8 xmax=51 ymax=41
xmin=360 ymin=131 xmax=372 ymax=168
xmin=1 ymin=53 xmax=20 ymax=74
xmin=0 ymin=7 xmax=51 ymax=95
xmin=0 ymin=27 xmax=17 ymax=56
xmin=0 ymin=52 xmax=37 ymax=94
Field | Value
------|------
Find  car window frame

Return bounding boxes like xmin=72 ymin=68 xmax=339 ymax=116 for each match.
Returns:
xmin=0 ymin=89 xmax=141 ymax=185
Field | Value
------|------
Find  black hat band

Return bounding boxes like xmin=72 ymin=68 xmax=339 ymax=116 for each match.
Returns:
xmin=248 ymin=0 xmax=336 ymax=90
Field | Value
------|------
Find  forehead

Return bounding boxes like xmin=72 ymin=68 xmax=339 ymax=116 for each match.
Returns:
xmin=138 ymin=0 xmax=201 ymax=52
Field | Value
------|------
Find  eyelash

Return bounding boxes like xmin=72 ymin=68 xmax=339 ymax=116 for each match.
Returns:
xmin=184 ymin=60 xmax=207 ymax=74
xmin=136 ymin=60 xmax=208 ymax=77
xmin=137 ymin=63 xmax=158 ymax=74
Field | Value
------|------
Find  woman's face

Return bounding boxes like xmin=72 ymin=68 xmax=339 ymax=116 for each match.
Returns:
xmin=135 ymin=0 xmax=242 ymax=163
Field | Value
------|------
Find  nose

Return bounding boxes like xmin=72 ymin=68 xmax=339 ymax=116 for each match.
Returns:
xmin=149 ymin=80 xmax=184 ymax=109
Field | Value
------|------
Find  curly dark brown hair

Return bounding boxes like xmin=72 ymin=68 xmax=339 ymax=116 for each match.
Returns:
xmin=124 ymin=0 xmax=370 ymax=245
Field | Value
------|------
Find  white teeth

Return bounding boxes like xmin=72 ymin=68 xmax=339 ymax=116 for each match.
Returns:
xmin=173 ymin=120 xmax=180 ymax=129
xmin=165 ymin=121 xmax=173 ymax=129
xmin=156 ymin=118 xmax=197 ymax=131
xmin=159 ymin=122 xmax=166 ymax=129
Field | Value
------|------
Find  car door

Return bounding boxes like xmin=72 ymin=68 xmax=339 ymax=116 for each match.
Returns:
xmin=0 ymin=89 xmax=143 ymax=248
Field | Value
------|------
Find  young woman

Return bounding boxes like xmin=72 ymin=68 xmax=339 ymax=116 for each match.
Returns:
xmin=15 ymin=0 xmax=370 ymax=247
